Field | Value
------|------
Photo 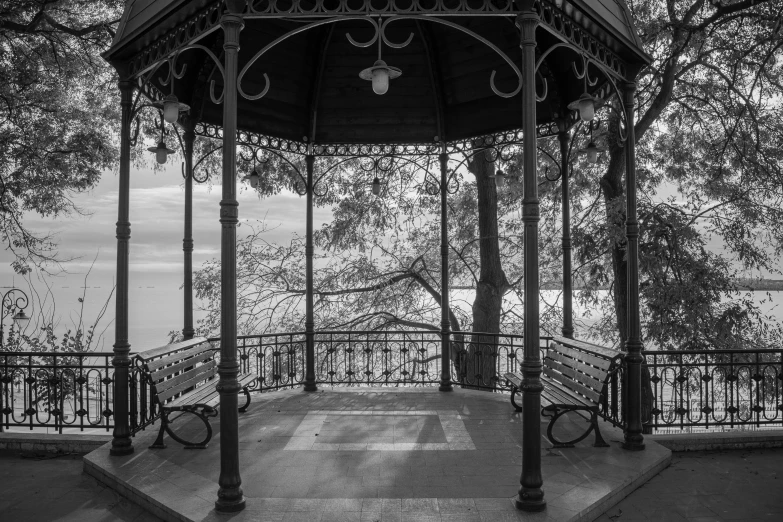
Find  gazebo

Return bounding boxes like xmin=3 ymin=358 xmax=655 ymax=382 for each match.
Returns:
xmin=102 ymin=0 xmax=650 ymax=514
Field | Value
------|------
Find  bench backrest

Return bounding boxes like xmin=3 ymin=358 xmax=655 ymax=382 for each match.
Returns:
xmin=136 ymin=338 xmax=217 ymax=403
xmin=544 ymin=338 xmax=622 ymax=405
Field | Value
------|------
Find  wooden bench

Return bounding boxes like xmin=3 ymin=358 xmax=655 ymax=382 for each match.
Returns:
xmin=136 ymin=337 xmax=256 ymax=449
xmin=505 ymin=336 xmax=622 ymax=448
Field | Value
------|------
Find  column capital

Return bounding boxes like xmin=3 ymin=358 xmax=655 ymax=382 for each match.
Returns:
xmin=623 ymin=81 xmax=637 ymax=108
xmin=221 ymin=12 xmax=245 ymax=41
xmin=515 ymin=0 xmax=539 ymax=43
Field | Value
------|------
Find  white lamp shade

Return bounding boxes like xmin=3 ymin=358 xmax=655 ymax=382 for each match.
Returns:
xmin=372 ymin=68 xmax=389 ymax=95
xmin=578 ymin=97 xmax=595 ymax=122
xmin=372 ymin=177 xmax=381 ymax=195
xmin=155 ymin=144 xmax=168 ymax=164
xmin=587 ymin=144 xmax=598 ymax=163
xmin=163 ymin=98 xmax=180 ymax=123
xmin=495 ymin=170 xmax=506 ymax=188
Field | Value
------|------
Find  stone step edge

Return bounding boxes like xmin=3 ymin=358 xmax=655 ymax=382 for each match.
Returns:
xmin=0 ymin=432 xmax=112 ymax=454
xmin=649 ymin=429 xmax=783 ymax=451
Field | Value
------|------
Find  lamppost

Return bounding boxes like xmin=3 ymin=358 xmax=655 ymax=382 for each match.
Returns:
xmin=0 ymin=287 xmax=30 ymax=349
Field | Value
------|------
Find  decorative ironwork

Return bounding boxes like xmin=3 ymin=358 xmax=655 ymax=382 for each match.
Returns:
xmin=645 ymin=348 xmax=783 ymax=432
xmin=535 ymin=0 xmax=628 ymax=80
xmin=0 ymin=351 xmax=154 ymax=433
xmin=237 ymin=13 xmax=524 ymax=101
xmin=245 ymin=0 xmax=517 ymax=17
xmin=128 ymin=2 xmax=224 ymax=78
xmin=0 ymin=288 xmax=29 ymax=350
xmin=197 ymin=122 xmax=567 ymax=158
xmin=5 ymin=337 xmax=779 ymax=434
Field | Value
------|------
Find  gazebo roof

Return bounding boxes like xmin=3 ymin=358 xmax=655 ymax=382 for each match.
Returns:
xmin=104 ymin=1 xmax=651 ymax=149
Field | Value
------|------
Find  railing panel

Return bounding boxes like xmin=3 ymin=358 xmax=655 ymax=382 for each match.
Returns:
xmin=0 ymin=352 xmax=120 ymax=432
xmin=645 ymin=349 xmax=783 ymax=431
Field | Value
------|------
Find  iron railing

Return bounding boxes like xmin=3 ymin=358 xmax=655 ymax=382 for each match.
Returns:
xmin=2 ymin=333 xmax=780 ymax=434
xmin=644 ymin=348 xmax=783 ymax=431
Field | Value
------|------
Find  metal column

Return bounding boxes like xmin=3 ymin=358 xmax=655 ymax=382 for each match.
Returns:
xmin=183 ymin=124 xmax=195 ymax=341
xmin=515 ymin=2 xmax=546 ymax=512
xmin=215 ymin=3 xmax=246 ymax=512
xmin=558 ymin=126 xmax=574 ymax=339
xmin=304 ymin=154 xmax=317 ymax=392
xmin=439 ymin=151 xmax=453 ymax=392
xmin=622 ymin=81 xmax=645 ymax=451
xmin=110 ymin=79 xmax=134 ymax=457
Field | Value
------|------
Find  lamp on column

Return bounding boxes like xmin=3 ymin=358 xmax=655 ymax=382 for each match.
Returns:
xmin=372 ymin=177 xmax=381 ymax=195
xmin=494 ymin=169 xmax=506 ymax=188
xmin=241 ymin=150 xmax=266 ymax=189
xmin=147 ymin=116 xmax=175 ymax=164
xmin=155 ymin=94 xmax=190 ymax=124
xmin=567 ymin=59 xmax=605 ymax=123
xmin=1 ymin=287 xmax=30 ymax=349
xmin=578 ymin=121 xmax=606 ymax=164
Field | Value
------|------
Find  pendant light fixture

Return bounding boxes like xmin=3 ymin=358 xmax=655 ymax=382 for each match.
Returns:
xmin=359 ymin=21 xmax=401 ymax=95
xmin=567 ymin=59 xmax=604 ymax=122
xmin=147 ymin=115 xmax=175 ymax=164
xmin=578 ymin=121 xmax=606 ymax=164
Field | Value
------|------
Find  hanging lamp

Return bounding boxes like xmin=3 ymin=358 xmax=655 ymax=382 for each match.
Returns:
xmin=359 ymin=22 xmax=401 ymax=95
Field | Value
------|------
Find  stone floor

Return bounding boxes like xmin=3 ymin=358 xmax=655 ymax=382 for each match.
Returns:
xmin=0 ymin=449 xmax=158 ymax=521
xmin=83 ymin=387 xmax=671 ymax=521
xmin=3 ymin=446 xmax=781 ymax=521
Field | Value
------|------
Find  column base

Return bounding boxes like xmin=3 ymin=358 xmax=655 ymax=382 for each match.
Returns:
xmin=109 ymin=439 xmax=134 ymax=457
xmin=303 ymin=382 xmax=318 ymax=392
xmin=215 ymin=492 xmax=246 ymax=513
xmin=438 ymin=380 xmax=453 ymax=392
xmin=514 ymin=489 xmax=546 ymax=512
xmin=622 ymin=430 xmax=645 ymax=450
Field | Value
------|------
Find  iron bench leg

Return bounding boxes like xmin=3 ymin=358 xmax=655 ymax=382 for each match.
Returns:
xmin=149 ymin=411 xmax=170 ymax=449
xmin=590 ymin=410 xmax=609 ymax=448
xmin=238 ymin=384 xmax=252 ymax=413
xmin=544 ymin=406 xmax=609 ymax=449
xmin=149 ymin=405 xmax=217 ymax=450
xmin=510 ymin=386 xmax=523 ymax=412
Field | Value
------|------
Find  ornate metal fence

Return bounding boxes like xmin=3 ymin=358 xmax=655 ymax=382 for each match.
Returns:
xmin=3 ymin=336 xmax=780 ymax=434
xmin=645 ymin=348 xmax=783 ymax=431
xmin=0 ymin=351 xmax=152 ymax=433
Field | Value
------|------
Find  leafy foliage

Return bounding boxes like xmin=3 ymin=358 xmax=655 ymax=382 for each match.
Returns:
xmin=0 ymin=1 xmax=123 ymax=273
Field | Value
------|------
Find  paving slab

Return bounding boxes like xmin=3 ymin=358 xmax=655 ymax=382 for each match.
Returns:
xmin=83 ymin=387 xmax=670 ymax=522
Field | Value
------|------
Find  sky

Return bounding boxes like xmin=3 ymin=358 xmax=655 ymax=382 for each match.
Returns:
xmin=0 ymin=160 xmax=333 ymax=352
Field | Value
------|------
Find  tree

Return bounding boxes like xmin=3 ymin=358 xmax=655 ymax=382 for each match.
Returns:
xmin=579 ymin=0 xmax=783 ymax=349
xmin=0 ymin=1 xmax=123 ymax=273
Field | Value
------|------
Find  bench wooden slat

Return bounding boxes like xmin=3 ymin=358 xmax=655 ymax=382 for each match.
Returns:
xmin=145 ymin=342 xmax=215 ymax=373
xmin=167 ymin=379 xmax=219 ymax=407
xmin=168 ymin=373 xmax=255 ymax=408
xmin=549 ymin=343 xmax=614 ymax=372
xmin=504 ymin=372 xmax=522 ymax=388
xmin=551 ymin=336 xmax=623 ymax=361
xmin=150 ymin=351 xmax=215 ymax=382
xmin=155 ymin=360 xmax=218 ymax=395
xmin=157 ymin=365 xmax=219 ymax=402
xmin=541 ymin=375 xmax=594 ymax=408
xmin=545 ymin=353 xmax=607 ymax=386
xmin=137 ymin=337 xmax=210 ymax=363
xmin=543 ymin=366 xmax=602 ymax=404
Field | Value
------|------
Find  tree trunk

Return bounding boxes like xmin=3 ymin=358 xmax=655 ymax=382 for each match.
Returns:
xmin=465 ymin=150 xmax=508 ymax=389
xmin=601 ymin=145 xmax=628 ymax=344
